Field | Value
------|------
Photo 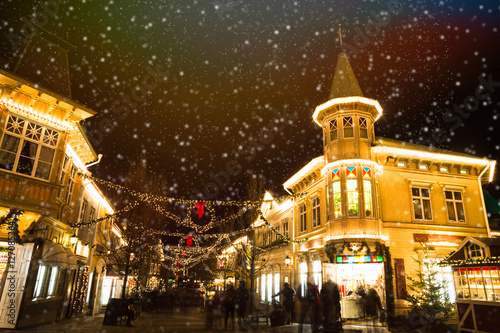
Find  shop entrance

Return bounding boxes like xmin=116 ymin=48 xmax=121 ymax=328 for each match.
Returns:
xmin=324 ymin=258 xmax=386 ymax=327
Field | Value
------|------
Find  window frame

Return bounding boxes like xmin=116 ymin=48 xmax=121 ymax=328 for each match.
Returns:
xmin=65 ymin=164 xmax=77 ymax=204
xmin=299 ymin=203 xmax=307 ymax=232
xmin=411 ymin=186 xmax=433 ymax=221
xmin=359 ymin=117 xmax=368 ymax=139
xmin=312 ymin=196 xmax=321 ymax=228
xmin=329 ymin=119 xmax=338 ymax=142
xmin=0 ymin=114 xmax=59 ymax=180
xmin=343 ymin=116 xmax=354 ymax=138
xmin=445 ymin=189 xmax=466 ymax=223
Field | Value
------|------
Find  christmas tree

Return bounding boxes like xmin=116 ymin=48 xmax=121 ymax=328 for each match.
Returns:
xmin=406 ymin=244 xmax=456 ymax=333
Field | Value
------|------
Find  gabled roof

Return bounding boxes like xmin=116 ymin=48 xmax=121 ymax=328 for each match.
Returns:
xmin=329 ymin=52 xmax=363 ymax=99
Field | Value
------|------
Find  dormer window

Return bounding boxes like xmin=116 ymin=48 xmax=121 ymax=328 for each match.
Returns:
xmin=468 ymin=243 xmax=484 ymax=259
xmin=359 ymin=117 xmax=368 ymax=139
xmin=343 ymin=116 xmax=354 ymax=138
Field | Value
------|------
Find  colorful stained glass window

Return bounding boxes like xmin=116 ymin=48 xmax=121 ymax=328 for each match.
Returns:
xmin=346 ymin=166 xmax=357 ymax=178
xmin=332 ymin=168 xmax=340 ymax=180
xmin=362 ymin=167 xmax=371 ymax=179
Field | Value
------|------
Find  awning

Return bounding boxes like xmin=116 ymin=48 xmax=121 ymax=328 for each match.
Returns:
xmin=64 ymin=247 xmax=78 ymax=269
xmin=39 ymin=240 xmax=77 ymax=268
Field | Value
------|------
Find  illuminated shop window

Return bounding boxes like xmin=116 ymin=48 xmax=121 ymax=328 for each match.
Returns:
xmin=329 ymin=119 xmax=338 ymax=141
xmin=346 ymin=167 xmax=359 ymax=217
xmin=267 ymin=273 xmax=273 ymax=302
xmin=312 ymin=197 xmax=321 ymax=228
xmin=47 ymin=266 xmax=60 ymax=297
xmin=300 ymin=204 xmax=307 ymax=232
xmin=274 ymin=273 xmax=280 ymax=298
xmin=0 ymin=115 xmax=59 ymax=180
xmin=363 ymin=167 xmax=373 ymax=218
xmin=343 ymin=116 xmax=354 ymax=138
xmin=33 ymin=265 xmax=48 ymax=298
xmin=313 ymin=260 xmax=322 ymax=291
xmin=332 ymin=169 xmax=342 ymax=218
xmin=299 ymin=261 xmax=308 ymax=297
xmin=261 ymin=275 xmax=266 ymax=301
xmin=445 ymin=190 xmax=465 ymax=223
xmin=423 ymin=259 xmax=455 ymax=303
xmin=359 ymin=117 xmax=368 ymax=139
xmin=412 ymin=187 xmax=432 ymax=220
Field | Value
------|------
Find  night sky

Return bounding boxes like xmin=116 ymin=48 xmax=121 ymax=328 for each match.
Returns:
xmin=1 ymin=0 xmax=499 ymax=202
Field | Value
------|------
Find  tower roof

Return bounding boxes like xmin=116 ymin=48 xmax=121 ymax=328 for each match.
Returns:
xmin=329 ymin=52 xmax=363 ymax=99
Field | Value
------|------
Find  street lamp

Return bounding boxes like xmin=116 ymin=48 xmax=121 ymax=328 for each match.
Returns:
xmin=70 ymin=232 xmax=78 ymax=245
xmin=285 ymin=255 xmax=291 ymax=267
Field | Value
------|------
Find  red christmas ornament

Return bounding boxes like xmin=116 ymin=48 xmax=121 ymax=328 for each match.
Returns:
xmin=195 ymin=202 xmax=206 ymax=218
xmin=186 ymin=235 xmax=193 ymax=247
xmin=176 ymin=262 xmax=180 ymax=267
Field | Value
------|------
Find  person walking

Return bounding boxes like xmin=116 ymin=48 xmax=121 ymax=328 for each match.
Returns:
xmin=236 ymin=280 xmax=250 ymax=331
xmin=272 ymin=282 xmax=296 ymax=325
xmin=223 ymin=283 xmax=237 ymax=330
xmin=298 ymin=276 xmax=320 ymax=333
xmin=320 ymin=277 xmax=341 ymax=332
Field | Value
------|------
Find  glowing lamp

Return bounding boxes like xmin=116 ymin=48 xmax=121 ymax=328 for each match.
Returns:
xmin=70 ymin=232 xmax=78 ymax=245
xmin=285 ymin=255 xmax=291 ymax=266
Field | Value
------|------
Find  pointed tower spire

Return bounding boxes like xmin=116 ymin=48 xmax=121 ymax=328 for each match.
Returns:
xmin=329 ymin=52 xmax=363 ymax=100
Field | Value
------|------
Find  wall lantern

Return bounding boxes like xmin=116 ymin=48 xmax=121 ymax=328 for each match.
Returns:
xmin=70 ymin=232 xmax=78 ymax=245
xmin=285 ymin=255 xmax=291 ymax=266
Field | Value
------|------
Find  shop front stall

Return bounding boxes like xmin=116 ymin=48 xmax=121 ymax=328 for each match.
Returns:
xmin=440 ymin=237 xmax=500 ymax=333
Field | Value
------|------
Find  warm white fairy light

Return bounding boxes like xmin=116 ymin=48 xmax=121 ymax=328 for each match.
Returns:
xmin=312 ymin=96 xmax=383 ymax=126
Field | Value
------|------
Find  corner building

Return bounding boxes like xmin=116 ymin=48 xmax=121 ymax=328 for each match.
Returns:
xmin=255 ymin=51 xmax=496 ymax=322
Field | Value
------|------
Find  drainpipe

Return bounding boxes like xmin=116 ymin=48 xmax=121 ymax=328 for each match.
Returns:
xmin=478 ymin=162 xmax=493 ymax=238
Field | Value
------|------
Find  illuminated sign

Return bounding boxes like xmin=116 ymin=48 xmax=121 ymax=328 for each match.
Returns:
xmin=335 ymin=255 xmax=384 ymax=264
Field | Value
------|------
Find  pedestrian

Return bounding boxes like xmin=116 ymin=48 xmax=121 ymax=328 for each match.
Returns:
xmin=365 ymin=285 xmax=384 ymax=319
xmin=297 ymin=276 xmax=320 ymax=333
xmin=320 ymin=277 xmax=341 ymax=332
xmin=223 ymin=282 xmax=237 ymax=330
xmin=272 ymin=282 xmax=296 ymax=325
xmin=236 ymin=280 xmax=250 ymax=331
xmin=121 ymin=297 xmax=135 ymax=327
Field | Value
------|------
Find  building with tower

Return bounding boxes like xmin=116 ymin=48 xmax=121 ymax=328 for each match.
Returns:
xmin=250 ymin=50 xmax=496 ymax=324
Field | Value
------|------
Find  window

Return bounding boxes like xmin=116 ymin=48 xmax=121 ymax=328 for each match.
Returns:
xmin=33 ymin=265 xmax=48 ymax=298
xmin=419 ymin=164 xmax=428 ymax=170
xmin=363 ymin=167 xmax=373 ymax=218
xmin=89 ymin=206 xmax=96 ymax=222
xmin=332 ymin=168 xmax=342 ymax=218
xmin=329 ymin=119 xmax=338 ymax=142
xmin=274 ymin=273 xmax=280 ymax=298
xmin=397 ymin=162 xmax=406 ymax=167
xmin=312 ymin=197 xmax=320 ymax=227
xmin=445 ymin=190 xmax=465 ymax=222
xmin=59 ymin=155 xmax=69 ymax=184
xmin=299 ymin=261 xmax=308 ymax=297
xmin=440 ymin=167 xmax=449 ymax=172
xmin=79 ymin=199 xmax=88 ymax=223
xmin=313 ymin=260 xmax=322 ymax=291
xmin=460 ymin=169 xmax=468 ymax=175
xmin=47 ymin=266 xmax=60 ymax=297
xmin=65 ymin=165 xmax=77 ymax=204
xmin=346 ymin=167 xmax=359 ymax=217
xmin=468 ymin=243 xmax=483 ymax=259
xmin=0 ymin=115 xmax=59 ymax=180
xmin=343 ymin=116 xmax=354 ymax=138
xmin=300 ymin=204 xmax=307 ymax=232
xmin=412 ymin=187 xmax=432 ymax=220
xmin=282 ymin=220 xmax=289 ymax=238
xmin=275 ymin=224 xmax=280 ymax=241
xmin=267 ymin=273 xmax=273 ymax=302
xmin=359 ymin=117 xmax=368 ymax=139
xmin=261 ymin=275 xmax=266 ymax=301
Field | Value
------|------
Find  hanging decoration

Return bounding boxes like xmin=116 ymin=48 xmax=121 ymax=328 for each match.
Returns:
xmin=186 ymin=235 xmax=193 ymax=247
xmin=195 ymin=202 xmax=206 ymax=218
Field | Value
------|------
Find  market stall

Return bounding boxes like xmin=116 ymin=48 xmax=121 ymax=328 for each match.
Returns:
xmin=440 ymin=237 xmax=500 ymax=333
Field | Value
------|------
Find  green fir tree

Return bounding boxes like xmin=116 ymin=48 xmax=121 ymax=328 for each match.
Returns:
xmin=406 ymin=244 xmax=456 ymax=333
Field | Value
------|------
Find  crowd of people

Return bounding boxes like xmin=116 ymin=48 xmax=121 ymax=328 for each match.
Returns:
xmin=204 ymin=275 xmax=385 ymax=332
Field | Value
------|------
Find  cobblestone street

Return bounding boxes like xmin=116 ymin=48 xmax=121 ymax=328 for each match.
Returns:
xmin=0 ymin=307 xmax=391 ymax=333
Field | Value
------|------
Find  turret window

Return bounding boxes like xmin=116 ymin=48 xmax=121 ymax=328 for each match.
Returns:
xmin=363 ymin=167 xmax=374 ymax=217
xmin=359 ymin=117 xmax=368 ymax=139
xmin=346 ymin=167 xmax=359 ymax=216
xmin=343 ymin=116 xmax=354 ymax=138
xmin=329 ymin=119 xmax=338 ymax=141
